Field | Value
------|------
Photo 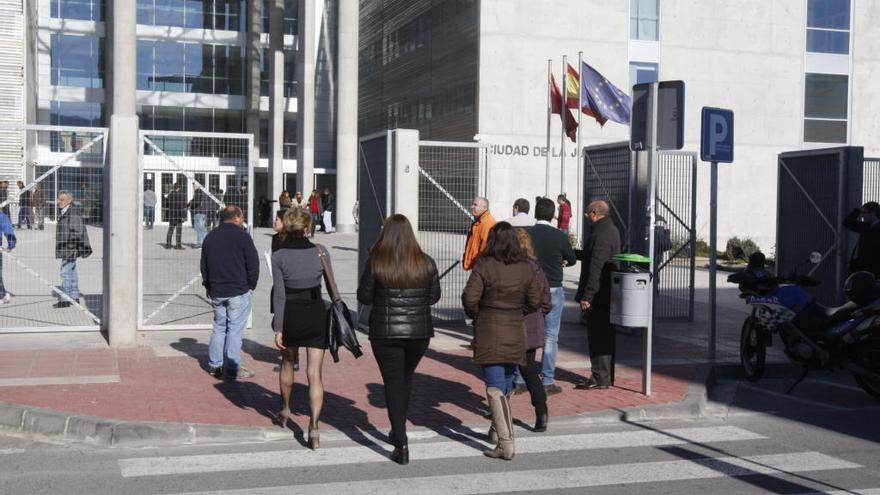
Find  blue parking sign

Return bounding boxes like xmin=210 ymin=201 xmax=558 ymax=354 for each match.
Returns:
xmin=700 ymin=107 xmax=734 ymax=163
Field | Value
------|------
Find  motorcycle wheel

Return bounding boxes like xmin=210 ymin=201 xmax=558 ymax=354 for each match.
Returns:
xmin=853 ymin=374 xmax=880 ymax=401
xmin=740 ymin=317 xmax=766 ymax=382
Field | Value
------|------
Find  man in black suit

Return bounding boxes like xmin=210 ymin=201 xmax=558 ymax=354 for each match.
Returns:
xmin=575 ymin=200 xmax=621 ymax=389
xmin=165 ymin=183 xmax=187 ymax=249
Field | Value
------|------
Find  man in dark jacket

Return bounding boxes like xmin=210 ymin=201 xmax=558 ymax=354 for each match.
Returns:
xmin=843 ymin=201 xmax=880 ymax=277
xmin=164 ymin=183 xmax=187 ymax=249
xmin=321 ymin=188 xmax=335 ymax=233
xmin=528 ymin=197 xmax=577 ymax=395
xmin=54 ymin=191 xmax=91 ymax=308
xmin=16 ymin=181 xmax=32 ymax=230
xmin=575 ymin=200 xmax=621 ymax=389
xmin=201 ymin=205 xmax=259 ymax=380
xmin=189 ymin=183 xmax=214 ymax=248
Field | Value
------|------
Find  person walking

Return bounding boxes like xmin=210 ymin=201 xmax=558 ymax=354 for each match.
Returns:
xmin=201 ymin=205 xmax=259 ymax=381
xmin=843 ymin=201 xmax=880 ymax=277
xmin=271 ymin=208 xmax=331 ymax=449
xmin=0 ymin=210 xmax=16 ymax=304
xmin=164 ymin=183 xmax=186 ymax=249
xmin=189 ymin=183 xmax=211 ymax=248
xmin=462 ymin=222 xmax=542 ymax=461
xmin=307 ymin=190 xmax=323 ymax=235
xmin=270 ymin=210 xmax=300 ymax=372
xmin=0 ymin=181 xmax=9 ymax=218
xmin=32 ymin=185 xmax=46 ymax=230
xmin=463 ymin=197 xmax=496 ymax=271
xmin=357 ymin=214 xmax=441 ymax=465
xmin=54 ymin=191 xmax=91 ymax=308
xmin=528 ymin=197 xmax=577 ymax=395
xmin=511 ymin=228 xmax=551 ymax=433
xmin=556 ymin=194 xmax=571 ymax=234
xmin=320 ymin=187 xmax=335 ymax=234
xmin=143 ymin=185 xmax=157 ymax=229
xmin=575 ymin=200 xmax=621 ymax=389
xmin=16 ymin=181 xmax=32 ymax=230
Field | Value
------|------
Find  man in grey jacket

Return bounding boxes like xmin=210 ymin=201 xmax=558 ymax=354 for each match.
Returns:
xmin=54 ymin=191 xmax=91 ymax=308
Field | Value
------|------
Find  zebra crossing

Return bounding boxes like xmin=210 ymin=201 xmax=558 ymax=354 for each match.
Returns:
xmin=114 ymin=423 xmax=880 ymax=495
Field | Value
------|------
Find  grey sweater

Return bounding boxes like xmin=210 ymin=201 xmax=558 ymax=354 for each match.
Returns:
xmin=271 ymin=238 xmax=328 ymax=331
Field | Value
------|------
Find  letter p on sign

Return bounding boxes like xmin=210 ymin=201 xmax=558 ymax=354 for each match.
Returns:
xmin=700 ymin=107 xmax=734 ymax=163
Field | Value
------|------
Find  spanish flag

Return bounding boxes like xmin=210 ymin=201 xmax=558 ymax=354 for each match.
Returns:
xmin=550 ymin=75 xmax=578 ymax=142
xmin=565 ymin=63 xmax=580 ymax=109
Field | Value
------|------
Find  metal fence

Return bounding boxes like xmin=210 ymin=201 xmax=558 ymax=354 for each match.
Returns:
xmin=865 ymin=157 xmax=880 ymax=203
xmin=0 ymin=125 xmax=106 ymax=332
xmin=357 ymin=133 xmax=389 ymax=278
xmin=138 ymin=130 xmax=253 ymax=330
xmin=417 ymin=141 xmax=487 ymax=321
xmin=583 ymin=142 xmax=696 ymax=321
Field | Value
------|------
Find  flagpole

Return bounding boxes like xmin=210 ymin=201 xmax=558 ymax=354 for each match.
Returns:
xmin=560 ymin=55 xmax=567 ymax=198
xmin=545 ymin=59 xmax=552 ymax=197
xmin=576 ymin=51 xmax=583 ymax=247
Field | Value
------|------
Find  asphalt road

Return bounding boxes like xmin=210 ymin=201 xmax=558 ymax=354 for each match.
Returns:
xmin=2 ymin=370 xmax=879 ymax=495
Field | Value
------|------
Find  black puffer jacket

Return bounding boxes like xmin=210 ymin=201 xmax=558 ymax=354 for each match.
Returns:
xmin=357 ymin=257 xmax=441 ymax=339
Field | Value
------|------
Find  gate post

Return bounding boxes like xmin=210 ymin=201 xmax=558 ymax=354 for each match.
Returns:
xmin=105 ymin=0 xmax=139 ymax=346
xmin=390 ymin=129 xmax=420 ymax=231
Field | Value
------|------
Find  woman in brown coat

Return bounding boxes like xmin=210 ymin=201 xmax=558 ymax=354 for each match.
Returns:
xmin=462 ymin=221 xmax=542 ymax=461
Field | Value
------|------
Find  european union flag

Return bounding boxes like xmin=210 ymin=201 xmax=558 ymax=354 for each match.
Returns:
xmin=580 ymin=62 xmax=632 ymax=126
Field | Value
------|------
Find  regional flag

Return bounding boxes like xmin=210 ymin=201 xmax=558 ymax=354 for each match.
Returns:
xmin=580 ymin=62 xmax=632 ymax=126
xmin=550 ymin=75 xmax=578 ymax=142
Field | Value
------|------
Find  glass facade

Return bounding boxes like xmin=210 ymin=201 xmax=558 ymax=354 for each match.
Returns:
xmin=629 ymin=61 xmax=658 ymax=87
xmin=50 ymin=34 xmax=104 ymax=88
xmin=807 ymin=0 xmax=850 ymax=54
xmin=630 ymin=0 xmax=659 ymax=41
xmin=51 ymin=0 xmax=104 ymax=21
xmin=137 ymin=40 xmax=244 ymax=95
xmin=136 ymin=0 xmax=245 ymax=31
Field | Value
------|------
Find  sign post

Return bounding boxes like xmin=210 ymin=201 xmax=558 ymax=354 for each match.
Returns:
xmin=700 ymin=107 xmax=734 ymax=361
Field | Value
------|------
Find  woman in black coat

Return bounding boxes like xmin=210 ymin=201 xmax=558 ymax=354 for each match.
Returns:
xmin=357 ymin=214 xmax=441 ymax=465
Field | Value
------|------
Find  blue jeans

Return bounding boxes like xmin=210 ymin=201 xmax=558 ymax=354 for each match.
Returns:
xmin=0 ymin=253 xmax=6 ymax=298
xmin=193 ymin=213 xmax=206 ymax=247
xmin=540 ymin=286 xmax=565 ymax=385
xmin=144 ymin=206 xmax=155 ymax=227
xmin=208 ymin=290 xmax=252 ymax=371
xmin=482 ymin=364 xmax=517 ymax=395
xmin=60 ymin=259 xmax=79 ymax=301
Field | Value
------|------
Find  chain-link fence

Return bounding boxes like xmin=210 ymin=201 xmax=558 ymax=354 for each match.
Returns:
xmin=0 ymin=125 xmax=106 ymax=332
xmin=138 ymin=131 xmax=253 ymax=329
xmin=417 ymin=142 xmax=487 ymax=321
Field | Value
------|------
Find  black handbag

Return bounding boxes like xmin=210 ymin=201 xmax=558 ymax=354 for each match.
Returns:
xmin=317 ymin=245 xmax=363 ymax=363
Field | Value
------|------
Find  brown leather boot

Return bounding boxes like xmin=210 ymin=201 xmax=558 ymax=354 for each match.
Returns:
xmin=483 ymin=387 xmax=514 ymax=460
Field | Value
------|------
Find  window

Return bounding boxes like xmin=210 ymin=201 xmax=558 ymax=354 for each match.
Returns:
xmin=806 ymin=0 xmax=850 ymax=54
xmin=50 ymin=34 xmax=104 ymax=89
xmin=51 ymin=0 xmax=104 ymax=21
xmin=629 ymin=62 xmax=658 ymax=87
xmin=804 ymin=73 xmax=848 ymax=143
xmin=630 ymin=0 xmax=659 ymax=41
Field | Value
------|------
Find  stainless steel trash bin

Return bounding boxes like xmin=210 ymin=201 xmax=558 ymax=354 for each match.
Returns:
xmin=610 ymin=271 xmax=651 ymax=327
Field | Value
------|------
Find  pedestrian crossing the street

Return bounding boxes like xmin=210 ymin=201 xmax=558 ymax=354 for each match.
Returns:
xmin=115 ymin=424 xmax=878 ymax=494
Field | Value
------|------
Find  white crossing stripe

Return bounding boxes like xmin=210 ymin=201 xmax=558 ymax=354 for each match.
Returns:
xmin=118 ymin=425 xmax=764 ymax=478
xmin=164 ymin=452 xmax=862 ymax=495
xmin=0 ymin=448 xmax=25 ymax=455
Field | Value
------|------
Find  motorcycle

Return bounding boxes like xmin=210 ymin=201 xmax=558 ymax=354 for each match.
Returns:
xmin=727 ymin=252 xmax=880 ymax=399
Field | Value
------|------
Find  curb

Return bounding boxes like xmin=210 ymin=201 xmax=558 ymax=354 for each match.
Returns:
xmin=0 ymin=366 xmax=722 ymax=448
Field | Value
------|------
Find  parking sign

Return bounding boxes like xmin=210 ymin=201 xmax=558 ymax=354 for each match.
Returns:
xmin=700 ymin=107 xmax=734 ymax=163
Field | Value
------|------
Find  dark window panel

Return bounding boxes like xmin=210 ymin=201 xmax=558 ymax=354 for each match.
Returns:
xmin=804 ymin=119 xmax=847 ymax=143
xmin=804 ymin=73 xmax=848 ymax=119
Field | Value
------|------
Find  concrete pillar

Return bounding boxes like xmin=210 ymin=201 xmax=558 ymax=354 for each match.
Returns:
xmin=268 ymin=0 xmax=284 ymax=208
xmin=296 ymin=0 xmax=316 ymax=195
xmin=334 ymin=0 xmax=358 ymax=233
xmin=105 ymin=0 xmax=139 ymax=346
xmin=245 ymin=0 xmax=262 ymax=187
xmin=390 ymin=129 xmax=420 ymax=231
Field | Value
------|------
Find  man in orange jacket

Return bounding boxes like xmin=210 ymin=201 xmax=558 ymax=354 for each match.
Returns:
xmin=463 ymin=197 xmax=496 ymax=270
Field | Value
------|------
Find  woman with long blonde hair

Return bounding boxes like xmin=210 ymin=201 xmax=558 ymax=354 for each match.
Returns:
xmin=271 ymin=208 xmax=332 ymax=449
xmin=357 ymin=214 xmax=440 ymax=465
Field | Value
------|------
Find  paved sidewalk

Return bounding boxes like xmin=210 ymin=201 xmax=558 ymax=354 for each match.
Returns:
xmin=0 ymin=231 xmax=769 ymax=446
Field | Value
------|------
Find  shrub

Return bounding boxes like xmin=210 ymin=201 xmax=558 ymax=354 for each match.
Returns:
xmin=725 ymin=236 xmax=760 ymax=263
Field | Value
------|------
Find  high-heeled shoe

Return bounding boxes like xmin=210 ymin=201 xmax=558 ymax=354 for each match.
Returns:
xmin=390 ymin=445 xmax=409 ymax=465
xmin=308 ymin=427 xmax=320 ymax=450
xmin=272 ymin=408 xmax=292 ymax=428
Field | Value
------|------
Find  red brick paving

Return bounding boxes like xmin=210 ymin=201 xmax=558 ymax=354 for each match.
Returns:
xmin=0 ymin=342 xmax=689 ymax=432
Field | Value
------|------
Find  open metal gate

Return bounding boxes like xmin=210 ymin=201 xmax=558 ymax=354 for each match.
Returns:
xmin=417 ymin=141 xmax=488 ymax=321
xmin=583 ymin=141 xmax=697 ymax=321
xmin=137 ymin=130 xmax=253 ymax=330
xmin=0 ymin=125 xmax=107 ymax=333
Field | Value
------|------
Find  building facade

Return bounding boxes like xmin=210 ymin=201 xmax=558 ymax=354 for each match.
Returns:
xmin=359 ymin=0 xmax=879 ymax=251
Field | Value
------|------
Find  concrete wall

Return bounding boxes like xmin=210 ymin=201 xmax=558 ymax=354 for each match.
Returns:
xmin=852 ymin=0 xmax=880 ymax=160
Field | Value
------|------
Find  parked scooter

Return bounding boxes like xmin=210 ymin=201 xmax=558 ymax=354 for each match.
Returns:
xmin=727 ymin=252 xmax=880 ymax=399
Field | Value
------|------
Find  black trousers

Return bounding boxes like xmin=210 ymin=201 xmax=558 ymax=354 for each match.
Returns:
xmin=586 ymin=309 xmax=616 ymax=386
xmin=166 ymin=219 xmax=183 ymax=246
xmin=517 ymin=348 xmax=547 ymax=413
xmin=371 ymin=338 xmax=430 ymax=448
